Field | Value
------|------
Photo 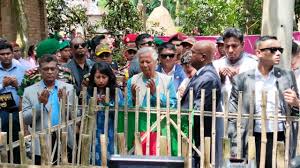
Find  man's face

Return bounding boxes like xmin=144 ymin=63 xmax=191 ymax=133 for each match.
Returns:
xmin=60 ymin=47 xmax=71 ymax=61
xmin=159 ymin=48 xmax=176 ymax=70
xmin=224 ymin=37 xmax=244 ymax=63
xmin=139 ymin=52 xmax=156 ymax=78
xmin=13 ymin=46 xmax=22 ymax=60
xmin=39 ymin=61 xmax=59 ymax=83
xmin=139 ymin=38 xmax=154 ymax=48
xmin=95 ymin=52 xmax=112 ymax=64
xmin=124 ymin=49 xmax=136 ymax=61
xmin=256 ymin=39 xmax=282 ymax=66
xmin=71 ymin=38 xmax=87 ymax=58
xmin=217 ymin=43 xmax=226 ymax=57
xmin=0 ymin=48 xmax=13 ymax=68
xmin=190 ymin=46 xmax=205 ymax=70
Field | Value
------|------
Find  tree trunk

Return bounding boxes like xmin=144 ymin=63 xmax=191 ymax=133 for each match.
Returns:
xmin=261 ymin=0 xmax=295 ymax=69
xmin=12 ymin=0 xmax=29 ymax=57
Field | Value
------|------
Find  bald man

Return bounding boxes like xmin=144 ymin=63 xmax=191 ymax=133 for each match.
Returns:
xmin=181 ymin=41 xmax=223 ymax=167
xmin=65 ymin=37 xmax=94 ymax=95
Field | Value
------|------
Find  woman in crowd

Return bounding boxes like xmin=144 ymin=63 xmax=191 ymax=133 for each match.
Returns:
xmin=87 ymin=62 xmax=123 ymax=165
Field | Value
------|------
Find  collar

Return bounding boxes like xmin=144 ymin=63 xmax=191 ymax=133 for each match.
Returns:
xmin=196 ymin=64 xmax=207 ymax=76
xmin=40 ymin=80 xmax=59 ymax=90
xmin=255 ymin=66 xmax=275 ymax=79
xmin=161 ymin=65 xmax=176 ymax=76
xmin=0 ymin=61 xmax=17 ymax=71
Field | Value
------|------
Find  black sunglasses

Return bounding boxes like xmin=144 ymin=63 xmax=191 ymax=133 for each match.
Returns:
xmin=98 ymin=52 xmax=111 ymax=58
xmin=73 ymin=42 xmax=87 ymax=49
xmin=259 ymin=47 xmax=284 ymax=54
xmin=160 ymin=53 xmax=176 ymax=59
xmin=128 ymin=50 xmax=137 ymax=55
xmin=140 ymin=41 xmax=153 ymax=46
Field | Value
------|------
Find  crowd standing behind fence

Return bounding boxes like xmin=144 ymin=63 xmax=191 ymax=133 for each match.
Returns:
xmin=0 ymin=27 xmax=300 ymax=167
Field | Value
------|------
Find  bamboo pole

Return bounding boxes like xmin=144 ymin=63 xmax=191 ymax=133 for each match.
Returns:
xmin=222 ymin=138 xmax=230 ymax=167
xmin=57 ymin=99 xmax=63 ymax=165
xmin=272 ymin=91 xmax=279 ymax=168
xmin=104 ymin=87 xmax=110 ymax=139
xmin=277 ymin=142 xmax=285 ymax=168
xmin=248 ymin=90 xmax=255 ymax=137
xmin=285 ymin=115 xmax=291 ymax=168
xmin=8 ymin=113 xmax=13 ymax=163
xmin=166 ymin=91 xmax=171 ymax=156
xmin=18 ymin=131 xmax=26 ymax=164
xmin=146 ymin=88 xmax=151 ymax=155
xmin=72 ymin=93 xmax=78 ymax=165
xmin=223 ymin=91 xmax=228 ymax=138
xmin=32 ymin=108 xmax=36 ymax=164
xmin=92 ymin=122 xmax=96 ymax=165
xmin=41 ymin=103 xmax=44 ymax=132
xmin=134 ymin=132 xmax=142 ymax=155
xmin=100 ymin=134 xmax=107 ymax=167
xmin=211 ymin=89 xmax=216 ymax=167
xmin=117 ymin=133 xmax=126 ymax=155
xmin=200 ymin=89 xmax=205 ymax=168
xmin=114 ymin=88 xmax=119 ymax=155
xmin=0 ymin=132 xmax=8 ymax=163
xmin=259 ymin=91 xmax=267 ymax=168
xmin=188 ymin=88 xmax=193 ymax=168
xmin=204 ymin=137 xmax=211 ymax=168
xmin=61 ymin=131 xmax=68 ymax=165
xmin=155 ymin=87 xmax=160 ymax=156
xmin=134 ymin=87 xmax=142 ymax=155
xmin=39 ymin=133 xmax=49 ymax=165
xmin=47 ymin=106 xmax=52 ymax=164
xmin=123 ymin=87 xmax=128 ymax=154
xmin=182 ymin=138 xmax=189 ymax=168
xmin=236 ymin=91 xmax=243 ymax=159
xmin=247 ymin=136 xmax=256 ymax=167
xmin=177 ymin=95 xmax=182 ymax=157
xmin=91 ymin=88 xmax=97 ymax=165
xmin=77 ymin=87 xmax=87 ymax=165
xmin=18 ymin=111 xmax=26 ymax=164
xmin=80 ymin=134 xmax=90 ymax=166
xmin=160 ymin=136 xmax=168 ymax=156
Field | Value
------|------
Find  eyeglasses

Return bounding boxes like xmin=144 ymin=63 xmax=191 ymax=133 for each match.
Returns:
xmin=127 ymin=50 xmax=137 ymax=55
xmin=160 ymin=53 xmax=176 ymax=59
xmin=259 ymin=47 xmax=284 ymax=54
xmin=73 ymin=42 xmax=87 ymax=49
xmin=97 ymin=52 xmax=111 ymax=58
xmin=140 ymin=41 xmax=153 ymax=46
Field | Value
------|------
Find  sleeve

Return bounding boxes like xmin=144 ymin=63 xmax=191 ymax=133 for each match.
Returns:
xmin=22 ymin=88 xmax=42 ymax=125
xmin=127 ymin=78 xmax=134 ymax=107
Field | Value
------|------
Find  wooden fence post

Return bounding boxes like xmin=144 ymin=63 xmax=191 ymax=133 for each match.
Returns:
xmin=39 ymin=133 xmax=49 ymax=165
xmin=260 ymin=91 xmax=267 ymax=168
xmin=237 ymin=91 xmax=243 ymax=159
xmin=272 ymin=91 xmax=279 ymax=168
xmin=200 ymin=89 xmax=205 ymax=168
xmin=0 ymin=132 xmax=8 ymax=163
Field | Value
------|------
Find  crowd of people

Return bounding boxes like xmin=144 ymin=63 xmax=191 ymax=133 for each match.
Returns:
xmin=1 ymin=27 xmax=300 ymax=167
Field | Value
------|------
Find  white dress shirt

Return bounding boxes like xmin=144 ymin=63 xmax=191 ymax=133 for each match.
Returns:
xmin=254 ymin=67 xmax=284 ymax=132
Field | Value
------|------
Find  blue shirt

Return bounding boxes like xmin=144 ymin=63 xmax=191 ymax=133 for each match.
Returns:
xmin=40 ymin=80 xmax=60 ymax=126
xmin=0 ymin=62 xmax=25 ymax=108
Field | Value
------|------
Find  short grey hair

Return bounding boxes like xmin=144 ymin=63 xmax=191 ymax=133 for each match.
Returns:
xmin=136 ymin=47 xmax=158 ymax=61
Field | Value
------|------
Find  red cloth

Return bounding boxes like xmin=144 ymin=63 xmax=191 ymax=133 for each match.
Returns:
xmin=140 ymin=132 xmax=157 ymax=155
